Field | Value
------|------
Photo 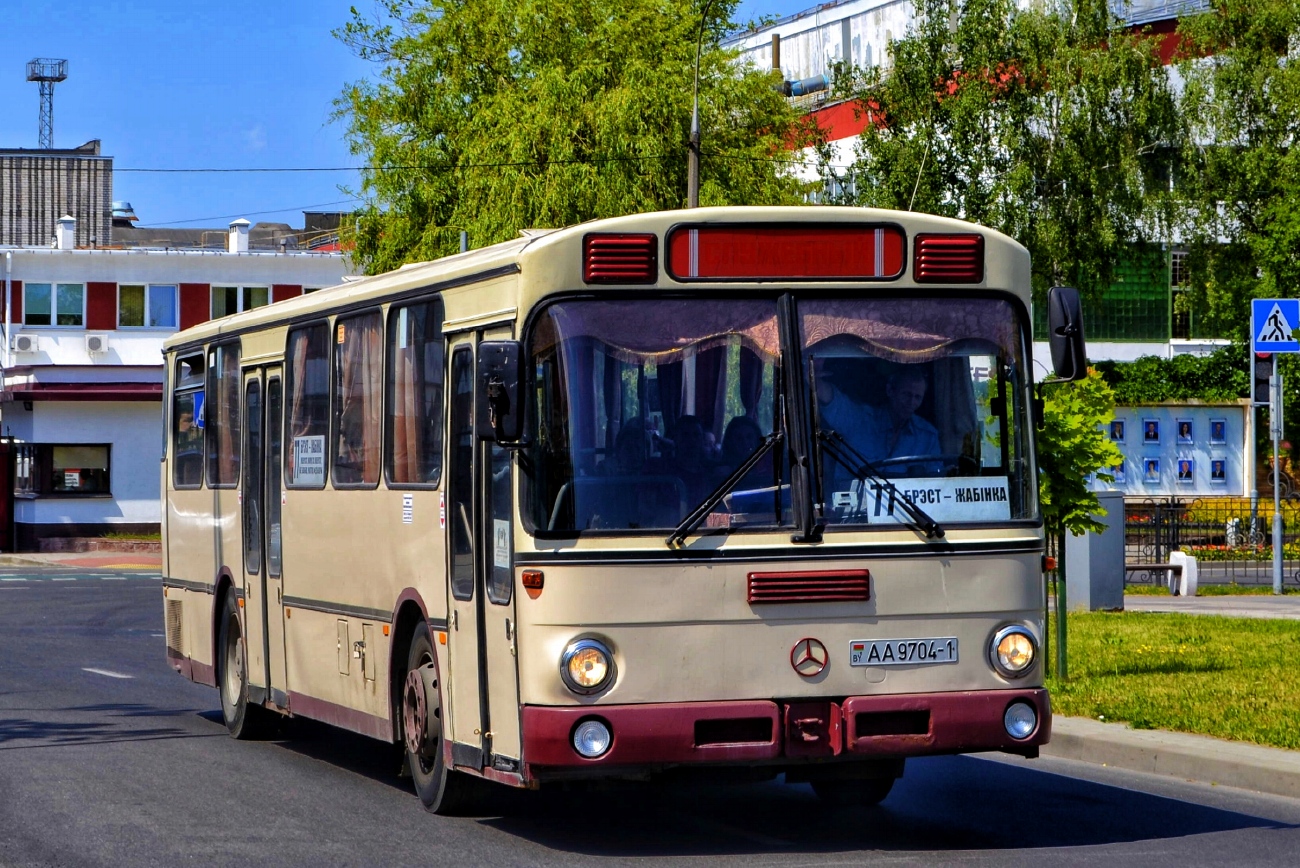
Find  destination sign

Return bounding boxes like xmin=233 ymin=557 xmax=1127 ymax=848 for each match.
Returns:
xmin=829 ymin=476 xmax=1012 ymax=524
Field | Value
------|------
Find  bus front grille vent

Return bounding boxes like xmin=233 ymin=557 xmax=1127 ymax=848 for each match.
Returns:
xmin=746 ymin=569 xmax=870 ymax=604
xmin=913 ymin=233 xmax=985 ymax=284
xmin=165 ymin=599 xmax=183 ymax=656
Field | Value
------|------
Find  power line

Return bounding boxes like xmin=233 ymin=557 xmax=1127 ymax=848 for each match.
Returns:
xmin=147 ymin=198 xmax=365 ymax=228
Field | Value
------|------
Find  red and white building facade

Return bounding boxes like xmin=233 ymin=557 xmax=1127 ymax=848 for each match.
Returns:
xmin=0 ymin=217 xmax=355 ymax=550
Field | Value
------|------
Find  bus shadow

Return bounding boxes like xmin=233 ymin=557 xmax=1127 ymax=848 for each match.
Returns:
xmin=248 ymin=719 xmax=1291 ymax=856
xmin=476 ymin=755 xmax=1292 ymax=857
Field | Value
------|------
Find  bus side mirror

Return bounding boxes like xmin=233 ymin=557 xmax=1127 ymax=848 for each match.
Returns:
xmin=477 ymin=341 xmax=523 ymax=444
xmin=1047 ymin=285 xmax=1087 ymax=383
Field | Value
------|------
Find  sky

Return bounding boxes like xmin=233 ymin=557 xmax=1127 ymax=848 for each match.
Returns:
xmin=0 ymin=0 xmax=811 ymax=231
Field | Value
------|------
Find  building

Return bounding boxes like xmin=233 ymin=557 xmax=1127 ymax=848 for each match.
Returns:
xmin=723 ymin=0 xmax=1224 ymax=370
xmin=0 ymin=214 xmax=355 ymax=550
xmin=0 ymin=139 xmax=112 ymax=248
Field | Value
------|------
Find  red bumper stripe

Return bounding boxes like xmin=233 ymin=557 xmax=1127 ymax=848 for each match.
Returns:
xmin=522 ymin=688 xmax=1050 ymax=772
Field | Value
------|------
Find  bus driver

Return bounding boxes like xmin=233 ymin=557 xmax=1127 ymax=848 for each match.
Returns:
xmin=817 ymin=366 xmax=941 ymax=477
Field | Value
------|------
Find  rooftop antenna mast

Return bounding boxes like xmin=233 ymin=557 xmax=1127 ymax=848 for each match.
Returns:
xmin=26 ymin=59 xmax=68 ymax=149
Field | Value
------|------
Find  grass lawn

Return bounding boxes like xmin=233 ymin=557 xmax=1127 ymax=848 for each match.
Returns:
xmin=1045 ymin=611 xmax=1300 ymax=750
xmin=1125 ymin=584 xmax=1300 ymax=596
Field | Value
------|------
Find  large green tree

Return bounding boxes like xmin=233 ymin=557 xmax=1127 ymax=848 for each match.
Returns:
xmin=1175 ymin=0 xmax=1300 ymax=342
xmin=335 ymin=0 xmax=813 ymax=273
xmin=830 ymin=0 xmax=1181 ymax=303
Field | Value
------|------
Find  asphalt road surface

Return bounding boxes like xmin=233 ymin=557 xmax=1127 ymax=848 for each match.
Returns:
xmin=2 ymin=567 xmax=1299 ymax=867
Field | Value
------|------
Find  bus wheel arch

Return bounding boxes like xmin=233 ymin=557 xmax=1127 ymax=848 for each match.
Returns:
xmin=213 ymin=568 xmax=271 ymax=739
xmin=401 ymin=620 xmax=477 ymax=814
xmin=389 ymin=597 xmax=428 ymax=738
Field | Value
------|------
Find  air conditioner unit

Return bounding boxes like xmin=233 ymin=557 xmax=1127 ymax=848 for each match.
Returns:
xmin=11 ymin=333 xmax=38 ymax=353
xmin=85 ymin=334 xmax=110 ymax=355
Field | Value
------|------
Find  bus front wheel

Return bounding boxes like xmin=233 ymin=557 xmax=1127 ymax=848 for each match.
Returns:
xmin=402 ymin=621 xmax=476 ymax=814
xmin=216 ymin=592 xmax=272 ymax=739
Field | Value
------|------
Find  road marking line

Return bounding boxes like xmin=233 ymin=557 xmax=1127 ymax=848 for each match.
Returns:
xmin=99 ymin=577 xmax=126 ymax=581
xmin=82 ymin=668 xmax=133 ymax=679
xmin=52 ymin=577 xmax=76 ymax=581
xmin=1 ymin=577 xmax=27 ymax=582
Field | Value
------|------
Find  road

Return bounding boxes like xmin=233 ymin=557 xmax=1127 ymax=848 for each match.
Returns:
xmin=2 ymin=567 xmax=1299 ymax=867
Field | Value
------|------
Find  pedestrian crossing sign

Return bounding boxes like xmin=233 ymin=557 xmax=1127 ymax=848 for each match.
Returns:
xmin=1252 ymin=299 xmax=1300 ymax=353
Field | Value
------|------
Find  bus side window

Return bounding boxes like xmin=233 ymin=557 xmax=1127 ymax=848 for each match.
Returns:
xmin=387 ymin=297 xmax=445 ymax=486
xmin=205 ymin=343 xmax=241 ymax=488
xmin=333 ymin=311 xmax=383 ymax=487
xmin=286 ymin=323 xmax=330 ymax=488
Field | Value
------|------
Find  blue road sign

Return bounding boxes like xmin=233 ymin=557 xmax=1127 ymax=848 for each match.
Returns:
xmin=1253 ymin=298 xmax=1300 ymax=353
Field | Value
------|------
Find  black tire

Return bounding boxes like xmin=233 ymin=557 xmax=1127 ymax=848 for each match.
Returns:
xmin=216 ymin=592 xmax=273 ymax=739
xmin=810 ymin=767 xmax=900 ymax=807
xmin=402 ymin=621 xmax=479 ymax=814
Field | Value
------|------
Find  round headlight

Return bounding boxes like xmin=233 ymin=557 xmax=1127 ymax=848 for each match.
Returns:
xmin=572 ymin=718 xmax=613 ymax=758
xmin=1004 ymin=701 xmax=1038 ymax=740
xmin=560 ymin=638 xmax=615 ymax=694
xmin=990 ymin=626 xmax=1037 ymax=678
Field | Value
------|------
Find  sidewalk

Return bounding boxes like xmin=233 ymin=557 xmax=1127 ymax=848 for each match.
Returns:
xmin=0 ymin=551 xmax=161 ymax=570
xmin=1123 ymin=593 xmax=1300 ymax=619
xmin=1046 ymin=716 xmax=1300 ymax=800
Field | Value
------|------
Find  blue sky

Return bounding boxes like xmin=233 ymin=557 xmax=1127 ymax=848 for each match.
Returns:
xmin=0 ymin=0 xmax=809 ymax=230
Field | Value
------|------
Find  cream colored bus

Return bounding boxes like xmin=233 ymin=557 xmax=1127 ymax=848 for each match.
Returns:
xmin=161 ymin=206 xmax=1087 ymax=813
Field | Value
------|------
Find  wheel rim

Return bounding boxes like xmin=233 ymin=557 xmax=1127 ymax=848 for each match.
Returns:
xmin=222 ymin=614 xmax=243 ymax=711
xmin=403 ymin=654 xmax=440 ymax=772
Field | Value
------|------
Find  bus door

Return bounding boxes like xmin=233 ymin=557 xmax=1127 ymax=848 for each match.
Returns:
xmin=242 ymin=367 xmax=289 ymax=708
xmin=445 ymin=333 xmax=521 ymax=773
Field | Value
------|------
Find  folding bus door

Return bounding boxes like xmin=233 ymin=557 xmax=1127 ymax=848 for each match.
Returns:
xmin=445 ymin=332 xmax=521 ymax=774
xmin=242 ymin=367 xmax=289 ymax=709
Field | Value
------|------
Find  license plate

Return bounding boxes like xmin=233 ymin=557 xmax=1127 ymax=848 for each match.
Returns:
xmin=850 ymin=637 xmax=958 ymax=667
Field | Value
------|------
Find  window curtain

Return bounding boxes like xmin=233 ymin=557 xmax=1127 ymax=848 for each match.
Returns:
xmin=391 ymin=308 xmax=421 ymax=482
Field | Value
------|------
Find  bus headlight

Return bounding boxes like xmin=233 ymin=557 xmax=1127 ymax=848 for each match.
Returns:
xmin=560 ymin=638 xmax=615 ymax=694
xmin=989 ymin=626 xmax=1036 ymax=678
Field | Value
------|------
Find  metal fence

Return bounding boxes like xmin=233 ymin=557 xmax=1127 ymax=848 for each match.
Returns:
xmin=1124 ymin=497 xmax=1300 ymax=587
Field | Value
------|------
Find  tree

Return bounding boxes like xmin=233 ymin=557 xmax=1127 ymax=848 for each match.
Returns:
xmin=1175 ymin=0 xmax=1300 ymax=342
xmin=830 ymin=0 xmax=1181 ymax=304
xmin=1038 ymin=367 xmax=1124 ymax=537
xmin=335 ymin=0 xmax=814 ymax=273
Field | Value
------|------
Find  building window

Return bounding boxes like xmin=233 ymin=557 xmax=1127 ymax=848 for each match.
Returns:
xmin=120 ymin=284 xmax=178 ymax=328
xmin=1171 ymin=250 xmax=1190 ymax=340
xmin=211 ymin=286 xmax=269 ymax=319
xmin=14 ymin=443 xmax=110 ymax=497
xmin=24 ymin=282 xmax=85 ymax=327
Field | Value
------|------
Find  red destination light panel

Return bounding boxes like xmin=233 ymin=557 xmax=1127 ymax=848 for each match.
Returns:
xmin=667 ymin=225 xmax=905 ymax=280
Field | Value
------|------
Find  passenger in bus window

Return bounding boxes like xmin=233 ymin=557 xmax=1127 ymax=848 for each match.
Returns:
xmin=716 ymin=415 xmax=770 ymax=488
xmin=662 ymin=415 xmax=713 ymax=499
xmin=601 ymin=418 xmax=649 ymax=476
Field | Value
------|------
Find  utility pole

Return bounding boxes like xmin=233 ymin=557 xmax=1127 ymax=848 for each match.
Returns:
xmin=687 ymin=0 xmax=717 ymax=209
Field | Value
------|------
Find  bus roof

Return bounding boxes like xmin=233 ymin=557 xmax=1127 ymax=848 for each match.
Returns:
xmin=163 ymin=206 xmax=1031 ymax=353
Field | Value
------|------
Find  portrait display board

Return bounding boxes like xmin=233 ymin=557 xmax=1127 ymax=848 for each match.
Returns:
xmin=1092 ymin=403 xmax=1247 ymax=497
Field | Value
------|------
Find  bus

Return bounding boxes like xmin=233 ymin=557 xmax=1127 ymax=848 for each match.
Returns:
xmin=161 ymin=206 xmax=1086 ymax=813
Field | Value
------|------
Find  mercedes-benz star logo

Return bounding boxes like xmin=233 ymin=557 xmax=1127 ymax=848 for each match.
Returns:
xmin=790 ymin=637 xmax=828 ymax=677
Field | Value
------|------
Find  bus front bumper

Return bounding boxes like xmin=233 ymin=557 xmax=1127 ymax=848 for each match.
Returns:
xmin=521 ymin=688 xmax=1050 ymax=774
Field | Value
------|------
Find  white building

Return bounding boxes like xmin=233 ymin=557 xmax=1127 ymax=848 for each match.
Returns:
xmin=724 ymin=0 xmax=1223 ymax=375
xmin=0 ymin=216 xmax=355 ymax=550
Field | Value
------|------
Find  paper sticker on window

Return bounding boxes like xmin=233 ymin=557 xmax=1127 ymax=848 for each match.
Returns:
xmin=292 ymin=435 xmax=326 ymax=485
xmin=402 ymin=493 xmax=414 ymax=524
xmin=493 ymin=519 xmax=510 ymax=569
xmin=63 ymin=470 xmax=81 ymax=489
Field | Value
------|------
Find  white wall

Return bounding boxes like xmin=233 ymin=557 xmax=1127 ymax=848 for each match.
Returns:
xmin=12 ymin=401 xmax=163 ymax=527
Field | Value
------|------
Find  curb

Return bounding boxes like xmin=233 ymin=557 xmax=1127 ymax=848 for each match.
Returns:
xmin=1046 ymin=716 xmax=1300 ymax=800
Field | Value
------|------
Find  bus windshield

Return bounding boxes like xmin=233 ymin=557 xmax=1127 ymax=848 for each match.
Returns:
xmin=527 ymin=298 xmax=788 ymax=534
xmin=803 ymin=296 xmax=1035 ymax=528
xmin=525 ymin=294 xmax=1034 ymax=536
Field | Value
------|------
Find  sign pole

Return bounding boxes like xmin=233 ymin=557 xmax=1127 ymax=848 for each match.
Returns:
xmin=1273 ymin=370 xmax=1284 ymax=595
xmin=1251 ymin=298 xmax=1298 ymax=595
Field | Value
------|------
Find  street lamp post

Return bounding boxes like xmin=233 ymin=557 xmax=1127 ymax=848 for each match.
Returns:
xmin=688 ymin=0 xmax=718 ymax=209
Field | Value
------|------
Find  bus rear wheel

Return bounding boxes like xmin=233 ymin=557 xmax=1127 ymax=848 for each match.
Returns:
xmin=216 ymin=592 xmax=272 ymax=739
xmin=402 ymin=621 xmax=477 ymax=814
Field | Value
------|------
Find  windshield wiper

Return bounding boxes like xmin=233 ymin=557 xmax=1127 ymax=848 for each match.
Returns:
xmin=817 ymin=428 xmax=945 ymax=540
xmin=667 ymin=431 xmax=784 ymax=549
